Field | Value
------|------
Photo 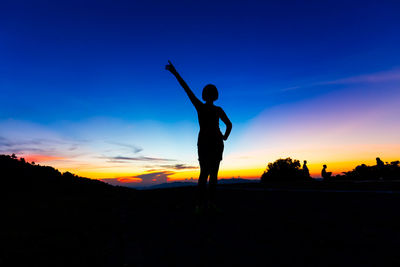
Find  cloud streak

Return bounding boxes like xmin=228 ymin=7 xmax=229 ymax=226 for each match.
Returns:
xmin=321 ymin=68 xmax=400 ymax=85
xmin=0 ymin=135 xmax=81 ymax=159
xmin=101 ymin=171 xmax=175 ymax=187
xmin=160 ymin=164 xmax=198 ymax=170
xmin=281 ymin=68 xmax=400 ymax=92
xmin=105 ymin=141 xmax=143 ymax=153
xmin=100 ymin=155 xmax=176 ymax=163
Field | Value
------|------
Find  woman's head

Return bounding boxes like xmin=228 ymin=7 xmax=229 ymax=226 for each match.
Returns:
xmin=202 ymin=84 xmax=218 ymax=102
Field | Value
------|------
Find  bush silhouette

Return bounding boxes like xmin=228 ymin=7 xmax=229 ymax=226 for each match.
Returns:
xmin=261 ymin=158 xmax=311 ymax=182
xmin=337 ymin=158 xmax=400 ymax=181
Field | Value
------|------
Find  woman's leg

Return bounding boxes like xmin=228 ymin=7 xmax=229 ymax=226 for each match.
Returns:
xmin=197 ymin=160 xmax=210 ymax=207
xmin=208 ymin=160 xmax=221 ymax=205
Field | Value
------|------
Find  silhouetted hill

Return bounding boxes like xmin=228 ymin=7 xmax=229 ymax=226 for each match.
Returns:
xmin=0 ymin=154 xmax=120 ymax=196
xmin=2 ymin=154 xmax=134 ymax=267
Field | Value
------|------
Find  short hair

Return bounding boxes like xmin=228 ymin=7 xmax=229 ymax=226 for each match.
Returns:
xmin=202 ymin=84 xmax=218 ymax=102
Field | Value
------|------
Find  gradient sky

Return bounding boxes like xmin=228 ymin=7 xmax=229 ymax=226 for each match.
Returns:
xmin=1 ymin=0 xmax=400 ymax=186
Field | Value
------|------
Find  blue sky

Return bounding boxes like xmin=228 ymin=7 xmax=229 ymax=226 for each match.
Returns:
xmin=1 ymin=0 xmax=400 ymax=185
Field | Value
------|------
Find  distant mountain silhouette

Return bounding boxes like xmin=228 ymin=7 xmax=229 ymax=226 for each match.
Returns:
xmin=218 ymin=178 xmax=259 ymax=184
xmin=140 ymin=178 xmax=258 ymax=189
xmin=141 ymin=181 xmax=197 ymax=189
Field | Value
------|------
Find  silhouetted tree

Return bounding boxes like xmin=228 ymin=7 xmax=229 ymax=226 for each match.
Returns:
xmin=63 ymin=171 xmax=75 ymax=179
xmin=261 ymin=158 xmax=311 ymax=182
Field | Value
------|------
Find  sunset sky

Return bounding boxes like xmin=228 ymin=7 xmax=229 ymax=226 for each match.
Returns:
xmin=1 ymin=0 xmax=400 ymax=186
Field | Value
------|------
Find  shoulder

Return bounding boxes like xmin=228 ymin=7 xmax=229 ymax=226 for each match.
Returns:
xmin=215 ymin=105 xmax=224 ymax=114
xmin=214 ymin=105 xmax=222 ymax=111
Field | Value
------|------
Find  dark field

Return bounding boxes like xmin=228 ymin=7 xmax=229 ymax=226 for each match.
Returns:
xmin=2 ymin=183 xmax=400 ymax=267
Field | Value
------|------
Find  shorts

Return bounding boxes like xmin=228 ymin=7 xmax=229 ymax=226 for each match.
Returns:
xmin=197 ymin=135 xmax=224 ymax=163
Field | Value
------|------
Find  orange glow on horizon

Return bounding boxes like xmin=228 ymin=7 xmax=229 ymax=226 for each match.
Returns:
xmin=21 ymin=154 xmax=65 ymax=163
xmin=84 ymin=160 xmax=396 ymax=183
xmin=117 ymin=177 xmax=143 ymax=183
xmin=61 ymin=157 xmax=399 ymax=183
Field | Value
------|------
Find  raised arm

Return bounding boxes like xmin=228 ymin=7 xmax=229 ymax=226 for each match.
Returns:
xmin=219 ymin=108 xmax=232 ymax=141
xmin=165 ymin=60 xmax=201 ymax=109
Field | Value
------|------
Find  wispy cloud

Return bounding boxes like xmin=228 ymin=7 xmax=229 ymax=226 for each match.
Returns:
xmin=135 ymin=171 xmax=174 ymax=184
xmin=101 ymin=177 xmax=143 ymax=186
xmin=0 ymin=135 xmax=81 ymax=159
xmin=160 ymin=164 xmax=198 ymax=170
xmin=321 ymin=68 xmax=400 ymax=85
xmin=105 ymin=141 xmax=143 ymax=153
xmin=281 ymin=68 xmax=400 ymax=92
xmin=280 ymin=86 xmax=301 ymax=92
xmin=101 ymin=171 xmax=175 ymax=187
xmin=99 ymin=155 xmax=176 ymax=163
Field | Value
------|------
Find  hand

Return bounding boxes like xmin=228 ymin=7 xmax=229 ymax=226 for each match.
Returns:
xmin=223 ymin=135 xmax=228 ymax=141
xmin=165 ymin=60 xmax=177 ymax=74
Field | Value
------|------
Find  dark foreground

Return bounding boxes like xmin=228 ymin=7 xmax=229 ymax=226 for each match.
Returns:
xmin=3 ymin=183 xmax=400 ymax=267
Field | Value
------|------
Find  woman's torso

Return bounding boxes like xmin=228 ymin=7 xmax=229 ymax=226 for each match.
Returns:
xmin=196 ymin=103 xmax=222 ymax=142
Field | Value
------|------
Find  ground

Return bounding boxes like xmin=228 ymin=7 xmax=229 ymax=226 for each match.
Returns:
xmin=2 ymin=182 xmax=400 ymax=266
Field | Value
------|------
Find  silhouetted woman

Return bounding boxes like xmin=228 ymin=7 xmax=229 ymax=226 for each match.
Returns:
xmin=166 ymin=61 xmax=232 ymax=209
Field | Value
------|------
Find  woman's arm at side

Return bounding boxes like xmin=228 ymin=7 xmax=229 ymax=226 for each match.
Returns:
xmin=219 ymin=108 xmax=232 ymax=141
xmin=165 ymin=60 xmax=201 ymax=108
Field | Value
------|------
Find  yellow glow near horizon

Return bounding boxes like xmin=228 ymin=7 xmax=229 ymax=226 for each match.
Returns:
xmin=56 ymin=155 xmax=399 ymax=182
